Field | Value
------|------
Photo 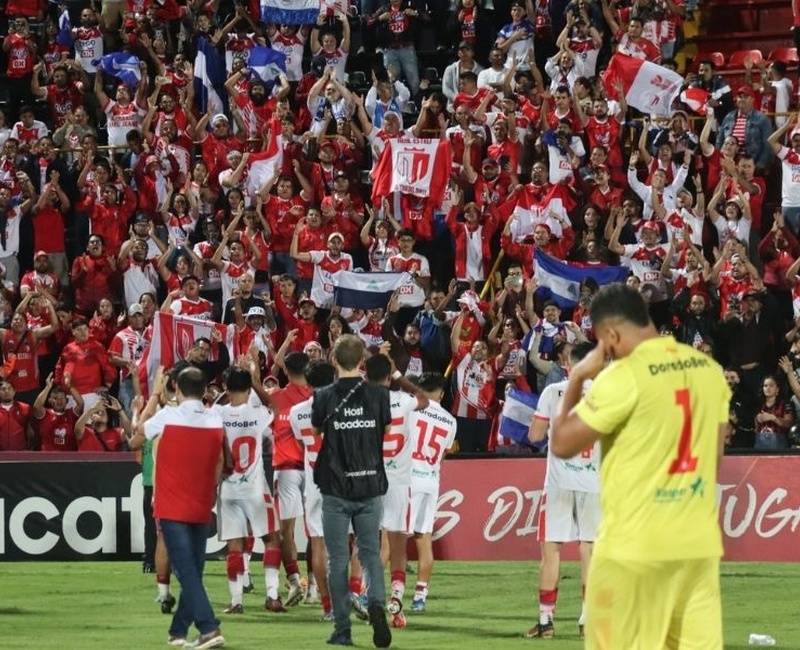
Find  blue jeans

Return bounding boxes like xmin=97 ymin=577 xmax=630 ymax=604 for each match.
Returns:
xmin=783 ymin=206 xmax=800 ymax=236
xmin=118 ymin=375 xmax=135 ymax=420
xmin=159 ymin=520 xmax=219 ymax=639
xmin=322 ymin=495 xmax=385 ymax=637
xmin=383 ymin=46 xmax=420 ymax=96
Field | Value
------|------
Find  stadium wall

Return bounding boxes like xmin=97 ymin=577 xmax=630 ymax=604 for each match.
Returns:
xmin=0 ymin=454 xmax=797 ymax=561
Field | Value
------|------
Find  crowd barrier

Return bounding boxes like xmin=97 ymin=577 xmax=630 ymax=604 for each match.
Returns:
xmin=0 ymin=454 xmax=797 ymax=561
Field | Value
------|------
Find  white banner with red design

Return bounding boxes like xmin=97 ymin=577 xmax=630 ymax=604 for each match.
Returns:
xmin=371 ymin=138 xmax=452 ymax=205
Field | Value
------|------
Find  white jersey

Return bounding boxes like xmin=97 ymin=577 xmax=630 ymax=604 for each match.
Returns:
xmin=289 ymin=397 xmax=319 ymax=483
xmin=535 ymin=379 xmax=600 ymax=493
xmin=408 ymin=400 xmax=457 ymax=494
xmin=214 ymin=399 xmax=274 ymax=499
xmin=383 ymin=389 xmax=419 ymax=487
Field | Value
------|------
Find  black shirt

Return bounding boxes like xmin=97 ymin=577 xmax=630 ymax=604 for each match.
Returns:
xmin=311 ymin=377 xmax=391 ymax=500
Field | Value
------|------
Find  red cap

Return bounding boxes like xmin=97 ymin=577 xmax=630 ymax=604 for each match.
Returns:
xmin=34 ymin=250 xmax=48 ymax=260
xmin=737 ymin=85 xmax=756 ymax=98
xmin=299 ymin=296 xmax=316 ymax=307
xmin=320 ymin=196 xmax=335 ymax=211
xmin=641 ymin=220 xmax=660 ymax=232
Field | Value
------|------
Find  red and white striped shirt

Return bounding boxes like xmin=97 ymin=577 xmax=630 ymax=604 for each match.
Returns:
xmin=452 ymin=351 xmax=496 ymax=419
xmin=108 ymin=326 xmax=149 ymax=380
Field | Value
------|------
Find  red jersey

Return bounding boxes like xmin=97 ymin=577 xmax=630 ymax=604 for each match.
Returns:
xmin=453 ymin=88 xmax=496 ymax=112
xmin=584 ymin=116 xmax=623 ymax=168
xmin=271 ymin=383 xmax=313 ymax=469
xmin=294 ymin=226 xmax=330 ymax=280
xmin=43 ymin=83 xmax=83 ymax=128
xmin=78 ymin=426 xmax=123 ymax=452
xmin=0 ymin=401 xmax=31 ymax=451
xmin=56 ymin=339 xmax=115 ymax=394
xmin=2 ymin=330 xmax=39 ymax=393
xmin=400 ymin=194 xmax=436 ymax=242
xmin=170 ymin=297 xmax=213 ymax=320
xmin=264 ymin=195 xmax=307 ymax=251
xmin=5 ymin=33 xmax=35 ymax=79
xmin=32 ymin=204 xmax=66 ymax=253
xmin=36 ymin=408 xmax=79 ymax=451
xmin=291 ymin=319 xmax=320 ymax=353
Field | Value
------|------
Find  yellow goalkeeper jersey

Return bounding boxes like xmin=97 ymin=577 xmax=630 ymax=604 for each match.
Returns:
xmin=575 ymin=336 xmax=731 ymax=562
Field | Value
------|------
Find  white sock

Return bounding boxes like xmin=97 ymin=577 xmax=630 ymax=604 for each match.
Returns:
xmin=229 ymin=574 xmax=243 ymax=606
xmin=288 ymin=572 xmax=301 ymax=588
xmin=266 ymin=567 xmax=280 ymax=600
xmin=158 ymin=583 xmax=170 ymax=599
xmin=391 ymin=580 xmax=405 ymax=602
xmin=414 ymin=583 xmax=428 ymax=602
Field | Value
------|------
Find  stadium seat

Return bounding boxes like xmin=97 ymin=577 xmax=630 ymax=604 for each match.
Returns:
xmin=768 ymin=47 xmax=799 ymax=65
xmin=347 ymin=70 xmax=368 ymax=91
xmin=695 ymin=52 xmax=726 ymax=70
xmin=423 ymin=67 xmax=441 ymax=84
xmin=727 ymin=49 xmax=763 ymax=69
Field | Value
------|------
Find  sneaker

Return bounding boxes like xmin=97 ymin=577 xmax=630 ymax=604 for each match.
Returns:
xmin=183 ymin=629 xmax=225 ymax=649
xmin=285 ymin=584 xmax=304 ymax=607
xmin=390 ymin=612 xmax=407 ymax=629
xmin=350 ymin=593 xmax=369 ymax=621
xmin=409 ymin=598 xmax=425 ymax=613
xmin=223 ymin=603 xmax=243 ymax=614
xmin=242 ymin=580 xmax=254 ymax=594
xmin=368 ymin=603 xmax=392 ymax=648
xmin=524 ymin=622 xmax=555 ymax=638
xmin=143 ymin=561 xmax=154 ymax=574
xmin=320 ymin=611 xmax=335 ymax=623
xmin=264 ymin=597 xmax=288 ymax=613
xmin=160 ymin=595 xmax=177 ymax=614
xmin=166 ymin=636 xmax=186 ymax=647
xmin=304 ymin=592 xmax=321 ymax=605
xmin=387 ymin=597 xmax=403 ymax=615
xmin=326 ymin=631 xmax=354 ymax=646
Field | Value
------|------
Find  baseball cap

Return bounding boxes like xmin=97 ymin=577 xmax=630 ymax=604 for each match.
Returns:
xmin=299 ymin=297 xmax=316 ymax=307
xmin=641 ymin=220 xmax=660 ymax=232
xmin=134 ymin=213 xmax=150 ymax=223
xmin=737 ymin=85 xmax=756 ymax=98
xmin=303 ymin=341 xmax=323 ymax=352
xmin=34 ymin=250 xmax=48 ymax=260
xmin=181 ymin=274 xmax=201 ymax=286
xmin=482 ymin=157 xmax=499 ymax=167
xmin=128 ymin=303 xmax=144 ymax=316
xmin=245 ymin=306 xmax=266 ymax=319
xmin=212 ymin=113 xmax=229 ymax=124
xmin=328 ymin=231 xmax=344 ymax=243
xmin=145 ymin=155 xmax=159 ymax=166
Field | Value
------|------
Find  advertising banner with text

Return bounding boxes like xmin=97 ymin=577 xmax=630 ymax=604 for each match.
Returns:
xmin=1 ymin=455 xmax=798 ymax=561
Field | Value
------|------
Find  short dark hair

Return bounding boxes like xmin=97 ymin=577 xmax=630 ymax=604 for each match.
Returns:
xmin=332 ymin=334 xmax=364 ymax=371
xmin=304 ymin=360 xmax=335 ymax=388
xmin=285 ymin=352 xmax=310 ymax=378
xmin=224 ymin=366 xmax=253 ymax=393
xmin=71 ymin=319 xmax=88 ymax=329
xmin=193 ymin=336 xmax=211 ymax=348
xmin=176 ymin=366 xmax=207 ymax=399
xmin=590 ymin=284 xmax=652 ymax=329
xmin=417 ymin=372 xmax=445 ymax=393
xmin=698 ymin=59 xmax=716 ymax=69
xmin=459 ymin=71 xmax=478 ymax=84
xmin=569 ymin=341 xmax=595 ymax=365
xmin=396 ymin=228 xmax=415 ymax=240
xmin=365 ymin=354 xmax=392 ymax=383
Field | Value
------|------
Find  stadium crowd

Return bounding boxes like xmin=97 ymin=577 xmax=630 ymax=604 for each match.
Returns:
xmin=0 ymin=0 xmax=798 ymax=455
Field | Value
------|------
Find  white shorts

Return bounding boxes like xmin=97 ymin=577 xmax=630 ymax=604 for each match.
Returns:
xmin=304 ymin=481 xmax=324 ymax=538
xmin=537 ymin=487 xmax=601 ymax=543
xmin=217 ymin=491 xmax=278 ymax=541
xmin=274 ymin=469 xmax=305 ymax=521
xmin=382 ymin=483 xmax=411 ymax=534
xmin=409 ymin=490 xmax=437 ymax=535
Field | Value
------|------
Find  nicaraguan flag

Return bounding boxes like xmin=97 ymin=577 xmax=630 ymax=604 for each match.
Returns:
xmin=248 ymin=46 xmax=286 ymax=83
xmin=499 ymin=389 xmax=542 ymax=448
xmin=93 ymin=53 xmax=141 ymax=87
xmin=261 ymin=0 xmax=319 ymax=25
xmin=194 ymin=38 xmax=227 ymax=116
xmin=56 ymin=7 xmax=72 ymax=47
xmin=534 ymin=252 xmax=628 ymax=310
xmin=333 ymin=271 xmax=410 ymax=309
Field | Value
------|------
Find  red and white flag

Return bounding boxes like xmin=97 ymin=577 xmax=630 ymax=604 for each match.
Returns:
xmin=602 ymin=53 xmax=683 ymax=117
xmin=371 ymin=138 xmax=452 ymax=206
xmin=320 ymin=0 xmax=349 ymax=13
xmin=245 ymin=138 xmax=283 ymax=196
xmin=680 ymin=87 xmax=711 ymax=114
xmin=138 ymin=312 xmax=236 ymax=397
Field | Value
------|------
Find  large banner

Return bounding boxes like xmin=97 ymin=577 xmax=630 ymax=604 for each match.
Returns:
xmin=1 ymin=455 xmax=798 ymax=560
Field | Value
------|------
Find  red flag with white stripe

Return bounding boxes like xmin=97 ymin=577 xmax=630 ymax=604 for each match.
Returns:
xmin=371 ymin=138 xmax=452 ymax=207
xmin=245 ymin=137 xmax=283 ymax=196
xmin=680 ymin=87 xmax=711 ymax=114
xmin=602 ymin=53 xmax=683 ymax=117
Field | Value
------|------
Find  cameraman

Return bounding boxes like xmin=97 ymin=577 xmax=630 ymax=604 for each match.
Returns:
xmin=311 ymin=334 xmax=392 ymax=648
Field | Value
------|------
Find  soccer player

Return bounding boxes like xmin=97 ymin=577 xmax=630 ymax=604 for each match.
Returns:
xmin=525 ymin=342 xmax=600 ymax=639
xmin=289 ymin=359 xmax=337 ymax=621
xmin=214 ymin=365 xmax=280 ymax=615
xmin=551 ymin=284 xmax=730 ymax=650
xmin=270 ymin=351 xmax=313 ymax=609
xmin=365 ymin=352 xmax=428 ymax=629
xmin=407 ymin=372 xmax=457 ymax=613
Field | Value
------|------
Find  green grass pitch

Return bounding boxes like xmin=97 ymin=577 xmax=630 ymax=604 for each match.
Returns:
xmin=1 ymin=561 xmax=799 ymax=648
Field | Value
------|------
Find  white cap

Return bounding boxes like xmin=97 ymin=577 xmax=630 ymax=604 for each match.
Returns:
xmin=246 ymin=306 xmax=266 ymax=319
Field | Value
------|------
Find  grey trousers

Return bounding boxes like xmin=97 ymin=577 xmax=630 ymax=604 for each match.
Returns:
xmin=322 ymin=494 xmax=385 ymax=636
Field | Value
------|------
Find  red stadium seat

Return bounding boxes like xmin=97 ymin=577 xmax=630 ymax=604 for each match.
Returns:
xmin=727 ymin=49 xmax=764 ymax=69
xmin=768 ymin=47 xmax=799 ymax=65
xmin=694 ymin=52 xmax=726 ymax=70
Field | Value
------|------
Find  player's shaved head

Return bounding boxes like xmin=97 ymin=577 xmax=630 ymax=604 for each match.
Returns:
xmin=590 ymin=284 xmax=652 ymax=329
xmin=176 ymin=366 xmax=207 ymax=400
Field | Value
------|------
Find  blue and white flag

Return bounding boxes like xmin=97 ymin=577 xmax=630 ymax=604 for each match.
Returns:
xmin=194 ymin=38 xmax=227 ymax=116
xmin=499 ymin=388 xmax=542 ymax=448
xmin=247 ymin=46 xmax=286 ymax=83
xmin=333 ymin=271 xmax=410 ymax=310
xmin=93 ymin=53 xmax=141 ymax=88
xmin=261 ymin=0 xmax=319 ymax=25
xmin=56 ymin=7 xmax=72 ymax=47
xmin=534 ymin=252 xmax=628 ymax=310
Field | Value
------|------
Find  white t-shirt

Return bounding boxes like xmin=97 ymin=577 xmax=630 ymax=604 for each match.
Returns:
xmin=535 ymin=379 xmax=600 ymax=493
xmin=778 ymin=145 xmax=800 ymax=208
xmin=123 ymin=259 xmax=159 ymax=307
xmin=409 ymin=400 xmax=457 ymax=494
xmin=214 ymin=399 xmax=274 ymax=499
xmin=383 ymin=389 xmax=419 ymax=487
xmin=547 ymin=136 xmax=585 ymax=184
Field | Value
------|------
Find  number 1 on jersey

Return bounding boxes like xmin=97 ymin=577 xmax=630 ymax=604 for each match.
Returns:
xmin=668 ymin=388 xmax=698 ymax=474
